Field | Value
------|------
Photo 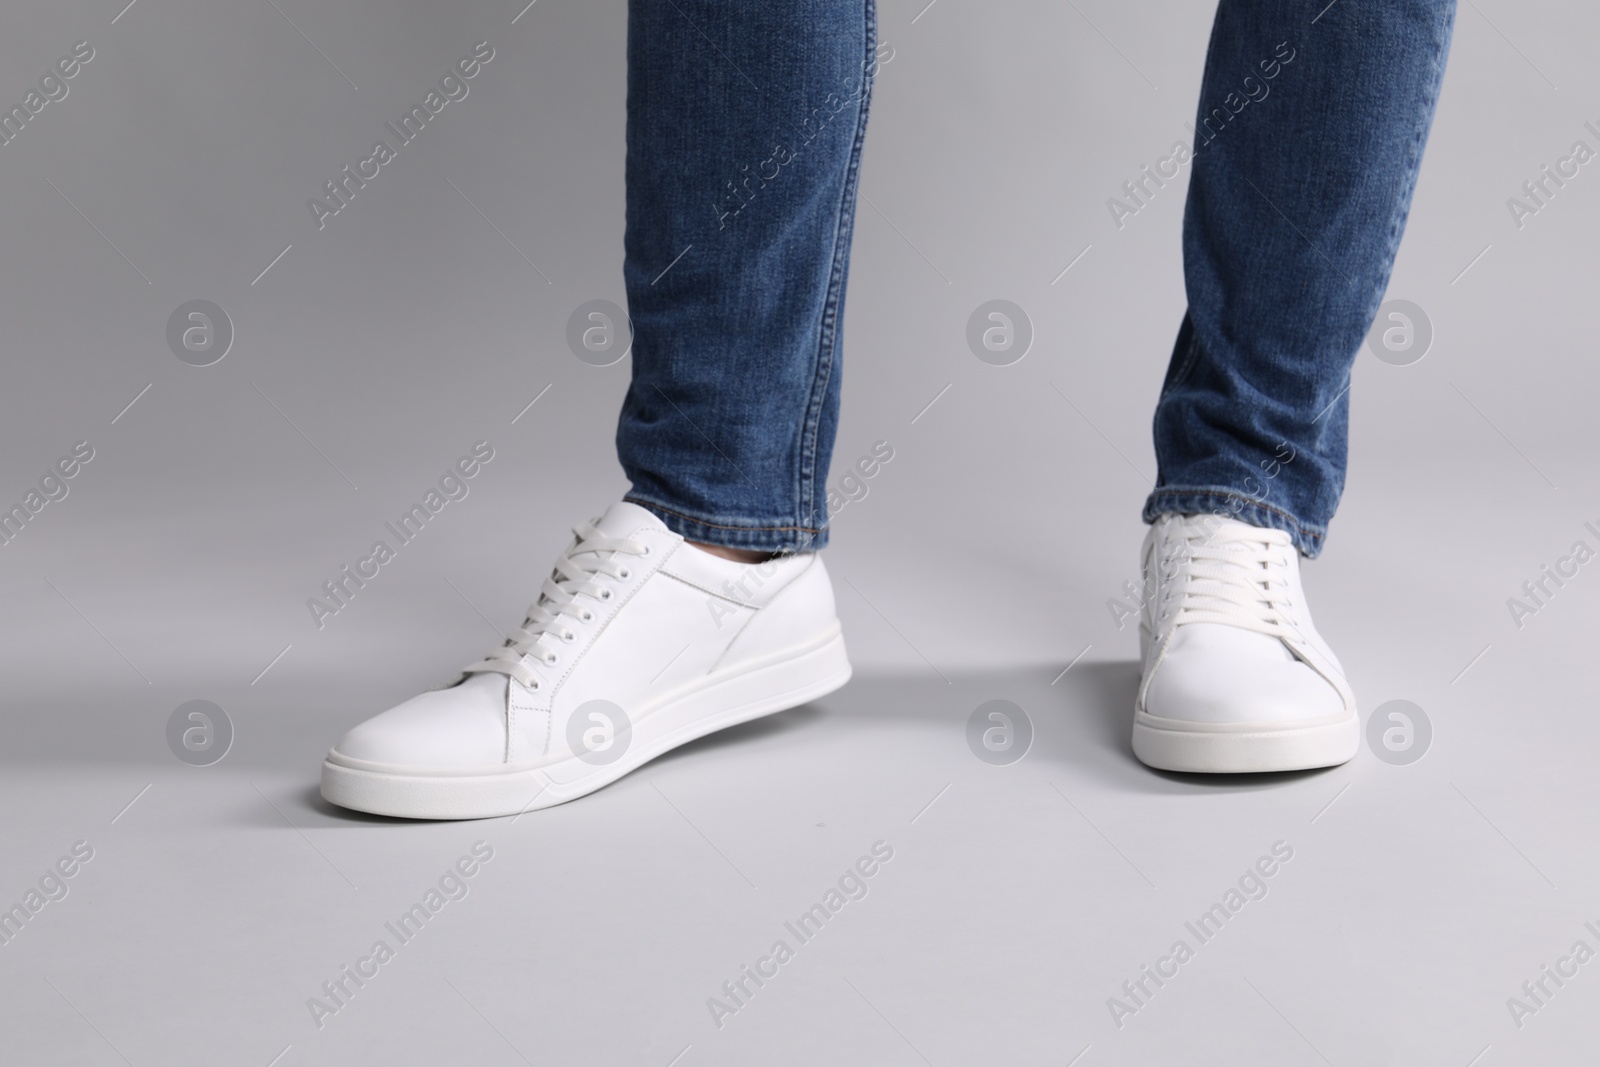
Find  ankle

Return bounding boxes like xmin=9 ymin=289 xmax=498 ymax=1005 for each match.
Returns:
xmin=688 ymin=540 xmax=778 ymax=564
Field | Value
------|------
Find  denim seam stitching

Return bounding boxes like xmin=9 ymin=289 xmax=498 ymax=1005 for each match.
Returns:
xmin=1165 ymin=314 xmax=1205 ymax=393
xmin=1372 ymin=7 xmax=1454 ymax=315
xmin=796 ymin=0 xmax=876 ymax=536
xmin=1150 ymin=321 xmax=1202 ymax=489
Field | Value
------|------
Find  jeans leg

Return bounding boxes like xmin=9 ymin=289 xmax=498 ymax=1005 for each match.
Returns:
xmin=1143 ymin=0 xmax=1456 ymax=556
xmin=618 ymin=0 xmax=880 ymax=553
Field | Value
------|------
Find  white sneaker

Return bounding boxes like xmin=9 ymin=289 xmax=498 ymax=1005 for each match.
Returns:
xmin=1133 ymin=513 xmax=1359 ymax=773
xmin=321 ymin=502 xmax=851 ymax=818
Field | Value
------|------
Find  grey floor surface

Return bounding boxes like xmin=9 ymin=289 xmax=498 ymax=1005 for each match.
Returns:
xmin=6 ymin=590 xmax=1599 ymax=1067
xmin=4 ymin=0 xmax=1600 ymax=1063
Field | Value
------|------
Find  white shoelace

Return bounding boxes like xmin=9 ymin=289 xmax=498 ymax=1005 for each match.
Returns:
xmin=462 ymin=519 xmax=650 ymax=690
xmin=1159 ymin=524 xmax=1307 ymax=645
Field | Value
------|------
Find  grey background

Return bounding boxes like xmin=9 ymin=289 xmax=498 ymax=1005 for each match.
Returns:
xmin=2 ymin=0 xmax=1598 ymax=1063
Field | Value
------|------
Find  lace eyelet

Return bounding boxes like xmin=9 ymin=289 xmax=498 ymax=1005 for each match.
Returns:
xmin=619 ymin=568 xmax=631 ymax=580
xmin=600 ymin=589 xmax=612 ymax=600
xmin=562 ymin=631 xmax=576 ymax=643
xmin=641 ymin=545 xmax=652 ymax=556
xmin=580 ymin=610 xmax=593 ymax=621
xmin=546 ymin=654 xmax=558 ymax=665
xmin=530 ymin=681 xmax=540 ymax=691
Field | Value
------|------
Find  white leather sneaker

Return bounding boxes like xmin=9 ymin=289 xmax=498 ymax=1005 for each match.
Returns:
xmin=1133 ymin=513 xmax=1359 ymax=773
xmin=321 ymin=502 xmax=851 ymax=818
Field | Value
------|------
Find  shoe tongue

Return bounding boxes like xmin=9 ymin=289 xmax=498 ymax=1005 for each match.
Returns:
xmin=590 ymin=501 xmax=669 ymax=541
xmin=1170 ymin=513 xmax=1280 ymax=548
xmin=455 ymin=672 xmax=507 ymax=699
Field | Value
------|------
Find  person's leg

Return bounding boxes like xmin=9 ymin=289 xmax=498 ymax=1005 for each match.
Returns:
xmin=1146 ymin=0 xmax=1456 ymax=552
xmin=619 ymin=0 xmax=882 ymax=556
xmin=321 ymin=3 xmax=880 ymax=818
xmin=1134 ymin=0 xmax=1456 ymax=774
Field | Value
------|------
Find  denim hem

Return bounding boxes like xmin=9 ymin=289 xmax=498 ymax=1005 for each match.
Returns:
xmin=1142 ymin=487 xmax=1326 ymax=558
xmin=625 ymin=495 xmax=829 ymax=553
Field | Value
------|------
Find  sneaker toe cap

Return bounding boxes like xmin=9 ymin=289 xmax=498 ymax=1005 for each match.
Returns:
xmin=1146 ymin=626 xmax=1348 ymax=725
xmin=331 ymin=674 xmax=509 ymax=767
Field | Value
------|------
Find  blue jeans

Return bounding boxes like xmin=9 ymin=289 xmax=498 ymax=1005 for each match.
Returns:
xmin=618 ymin=0 xmax=1456 ymax=556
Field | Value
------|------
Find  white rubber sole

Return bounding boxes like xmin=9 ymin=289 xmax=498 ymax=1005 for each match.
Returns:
xmin=321 ymin=629 xmax=851 ymax=820
xmin=1131 ymin=707 xmax=1360 ymax=774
